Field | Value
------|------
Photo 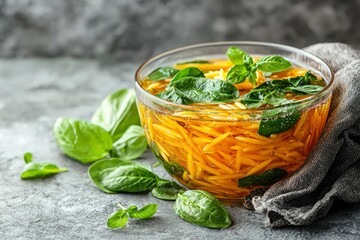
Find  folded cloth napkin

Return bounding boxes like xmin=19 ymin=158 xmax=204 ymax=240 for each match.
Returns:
xmin=252 ymin=43 xmax=360 ymax=227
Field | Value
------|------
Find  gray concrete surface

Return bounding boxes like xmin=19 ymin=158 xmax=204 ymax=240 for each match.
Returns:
xmin=1 ymin=58 xmax=360 ymax=239
xmin=0 ymin=0 xmax=359 ymax=59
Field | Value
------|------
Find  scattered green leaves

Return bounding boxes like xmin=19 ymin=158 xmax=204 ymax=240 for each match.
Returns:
xmin=238 ymin=168 xmax=288 ymax=187
xmin=152 ymin=180 xmax=186 ymax=200
xmin=157 ymin=77 xmax=240 ymax=104
xmin=20 ymin=152 xmax=67 ymax=179
xmin=111 ymin=125 xmax=148 ymax=160
xmin=91 ymin=89 xmax=140 ymax=142
xmin=107 ymin=203 xmax=157 ymax=229
xmin=53 ymin=118 xmax=113 ymax=163
xmin=88 ymin=159 xmax=158 ymax=193
xmin=173 ymin=190 xmax=232 ymax=228
xmin=148 ymin=67 xmax=179 ymax=81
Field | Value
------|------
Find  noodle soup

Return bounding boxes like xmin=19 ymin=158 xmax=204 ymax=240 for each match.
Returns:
xmin=135 ymin=42 xmax=333 ymax=201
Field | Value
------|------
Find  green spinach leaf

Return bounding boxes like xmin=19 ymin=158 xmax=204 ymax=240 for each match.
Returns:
xmin=256 ymin=55 xmax=291 ymax=72
xmin=111 ymin=125 xmax=148 ymax=161
xmin=53 ymin=118 xmax=113 ymax=163
xmin=157 ymin=77 xmax=240 ymax=104
xmin=88 ymin=158 xmax=158 ymax=193
xmin=91 ymin=89 xmax=140 ymax=142
xmin=107 ymin=210 xmax=128 ymax=229
xmin=173 ymin=190 xmax=232 ymax=228
xmin=238 ymin=168 xmax=288 ymax=187
xmin=148 ymin=67 xmax=179 ymax=81
xmin=258 ymin=108 xmax=301 ymax=137
xmin=152 ymin=180 xmax=186 ymax=200
xmin=172 ymin=67 xmax=205 ymax=82
xmin=286 ymin=85 xmax=324 ymax=95
xmin=20 ymin=152 xmax=67 ymax=180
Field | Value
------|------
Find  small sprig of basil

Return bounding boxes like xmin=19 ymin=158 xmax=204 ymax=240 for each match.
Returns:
xmin=111 ymin=125 xmax=148 ymax=161
xmin=148 ymin=67 xmax=179 ymax=81
xmin=53 ymin=118 xmax=113 ymax=163
xmin=20 ymin=152 xmax=67 ymax=180
xmin=107 ymin=203 xmax=157 ymax=229
xmin=157 ymin=77 xmax=240 ymax=105
xmin=238 ymin=168 xmax=288 ymax=187
xmin=91 ymin=89 xmax=140 ymax=142
xmin=152 ymin=180 xmax=186 ymax=200
xmin=88 ymin=159 xmax=158 ymax=193
xmin=226 ymin=46 xmax=291 ymax=84
xmin=173 ymin=190 xmax=232 ymax=229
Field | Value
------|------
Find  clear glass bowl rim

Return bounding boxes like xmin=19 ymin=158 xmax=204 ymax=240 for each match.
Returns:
xmin=134 ymin=41 xmax=334 ymax=115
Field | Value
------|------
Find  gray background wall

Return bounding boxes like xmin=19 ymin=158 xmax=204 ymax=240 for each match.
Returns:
xmin=0 ymin=0 xmax=359 ymax=61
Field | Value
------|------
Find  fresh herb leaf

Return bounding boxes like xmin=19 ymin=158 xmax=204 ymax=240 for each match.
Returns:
xmin=53 ymin=118 xmax=113 ymax=163
xmin=172 ymin=67 xmax=205 ymax=82
xmin=107 ymin=203 xmax=158 ymax=229
xmin=286 ymin=85 xmax=324 ymax=95
xmin=126 ymin=204 xmax=158 ymax=219
xmin=91 ymin=89 xmax=140 ymax=142
xmin=20 ymin=152 xmax=67 ymax=180
xmin=258 ymin=108 xmax=301 ymax=137
xmin=238 ymin=168 xmax=288 ymax=187
xmin=111 ymin=125 xmax=148 ymax=161
xmin=88 ymin=158 xmax=158 ymax=193
xmin=107 ymin=210 xmax=128 ymax=229
xmin=148 ymin=67 xmax=179 ymax=81
xmin=176 ymin=60 xmax=210 ymax=65
xmin=256 ymin=55 xmax=291 ymax=73
xmin=152 ymin=180 xmax=186 ymax=200
xmin=226 ymin=46 xmax=250 ymax=65
xmin=226 ymin=65 xmax=249 ymax=84
xmin=24 ymin=152 xmax=33 ymax=164
xmin=173 ymin=190 xmax=232 ymax=229
xmin=157 ymin=77 xmax=240 ymax=104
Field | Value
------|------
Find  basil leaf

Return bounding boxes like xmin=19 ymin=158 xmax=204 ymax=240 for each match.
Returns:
xmin=173 ymin=190 xmax=232 ymax=229
xmin=91 ymin=89 xmax=140 ymax=142
xmin=226 ymin=46 xmax=250 ymax=65
xmin=126 ymin=204 xmax=157 ymax=219
xmin=20 ymin=152 xmax=67 ymax=179
xmin=148 ymin=67 xmax=179 ymax=81
xmin=107 ymin=210 xmax=128 ymax=229
xmin=54 ymin=118 xmax=113 ymax=163
xmin=238 ymin=168 xmax=288 ymax=187
xmin=172 ymin=67 xmax=205 ymax=82
xmin=258 ymin=108 xmax=301 ymax=137
xmin=152 ymin=180 xmax=186 ymax=200
xmin=157 ymin=77 xmax=240 ymax=104
xmin=176 ymin=60 xmax=210 ymax=65
xmin=24 ymin=152 xmax=33 ymax=163
xmin=88 ymin=158 xmax=155 ymax=193
xmin=226 ymin=65 xmax=249 ymax=84
xmin=111 ymin=125 xmax=148 ymax=161
xmin=287 ymin=85 xmax=324 ymax=95
xmin=256 ymin=55 xmax=291 ymax=72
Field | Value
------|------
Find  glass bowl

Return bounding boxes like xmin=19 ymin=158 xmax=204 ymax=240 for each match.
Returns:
xmin=134 ymin=42 xmax=334 ymax=202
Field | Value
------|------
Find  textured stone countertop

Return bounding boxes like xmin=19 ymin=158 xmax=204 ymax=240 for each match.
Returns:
xmin=1 ymin=58 xmax=360 ymax=240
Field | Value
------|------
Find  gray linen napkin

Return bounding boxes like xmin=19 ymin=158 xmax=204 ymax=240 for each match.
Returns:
xmin=252 ymin=43 xmax=360 ymax=227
